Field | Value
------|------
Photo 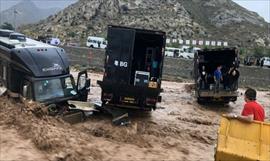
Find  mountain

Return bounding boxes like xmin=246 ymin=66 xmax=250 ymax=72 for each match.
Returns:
xmin=0 ymin=0 xmax=60 ymax=27
xmin=20 ymin=0 xmax=270 ymax=47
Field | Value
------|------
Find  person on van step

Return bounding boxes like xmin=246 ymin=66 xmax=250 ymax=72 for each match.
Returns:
xmin=199 ymin=65 xmax=208 ymax=89
xmin=226 ymin=88 xmax=265 ymax=122
xmin=228 ymin=67 xmax=239 ymax=90
xmin=214 ymin=65 xmax=223 ymax=93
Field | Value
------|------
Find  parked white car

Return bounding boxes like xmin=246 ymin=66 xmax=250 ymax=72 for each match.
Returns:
xmin=86 ymin=36 xmax=107 ymax=49
xmin=165 ymin=47 xmax=181 ymax=57
xmin=49 ymin=38 xmax=61 ymax=46
xmin=261 ymin=57 xmax=270 ymax=67
xmin=179 ymin=46 xmax=201 ymax=59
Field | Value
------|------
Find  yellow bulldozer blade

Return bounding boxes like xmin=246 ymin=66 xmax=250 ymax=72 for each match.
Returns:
xmin=215 ymin=116 xmax=270 ymax=161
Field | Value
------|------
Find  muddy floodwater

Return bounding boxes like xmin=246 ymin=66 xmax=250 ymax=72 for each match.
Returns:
xmin=0 ymin=72 xmax=269 ymax=161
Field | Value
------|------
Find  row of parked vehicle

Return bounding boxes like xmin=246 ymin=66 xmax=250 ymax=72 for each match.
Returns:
xmin=85 ymin=36 xmax=200 ymax=61
xmin=165 ymin=46 xmax=201 ymax=59
xmin=243 ymin=56 xmax=270 ymax=68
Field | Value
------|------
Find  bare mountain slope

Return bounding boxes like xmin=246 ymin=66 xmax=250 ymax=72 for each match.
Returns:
xmin=21 ymin=0 xmax=269 ymax=47
xmin=0 ymin=0 xmax=60 ymax=27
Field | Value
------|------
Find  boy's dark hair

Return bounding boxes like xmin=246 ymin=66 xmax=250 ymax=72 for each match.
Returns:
xmin=245 ymin=88 xmax=256 ymax=100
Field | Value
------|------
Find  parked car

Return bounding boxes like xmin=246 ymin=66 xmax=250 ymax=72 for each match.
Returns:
xmin=86 ymin=36 xmax=107 ymax=49
xmin=260 ymin=57 xmax=270 ymax=68
xmin=165 ymin=47 xmax=180 ymax=57
xmin=244 ymin=56 xmax=257 ymax=66
xmin=49 ymin=38 xmax=61 ymax=46
xmin=179 ymin=46 xmax=200 ymax=59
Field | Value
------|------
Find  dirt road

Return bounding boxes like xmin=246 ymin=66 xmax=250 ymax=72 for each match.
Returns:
xmin=0 ymin=72 xmax=269 ymax=161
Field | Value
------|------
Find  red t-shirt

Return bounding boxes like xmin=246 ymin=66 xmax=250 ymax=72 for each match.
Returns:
xmin=241 ymin=101 xmax=265 ymax=121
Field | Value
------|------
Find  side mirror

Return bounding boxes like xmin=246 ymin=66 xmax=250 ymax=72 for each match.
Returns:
xmin=77 ymin=70 xmax=90 ymax=91
xmin=76 ymin=70 xmax=90 ymax=102
xmin=78 ymin=75 xmax=86 ymax=90
xmin=23 ymin=85 xmax=28 ymax=97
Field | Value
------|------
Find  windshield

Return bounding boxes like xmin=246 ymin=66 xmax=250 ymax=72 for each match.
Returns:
xmin=34 ymin=77 xmax=77 ymax=102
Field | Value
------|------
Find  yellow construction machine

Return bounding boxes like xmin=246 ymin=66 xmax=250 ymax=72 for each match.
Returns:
xmin=215 ymin=116 xmax=270 ymax=161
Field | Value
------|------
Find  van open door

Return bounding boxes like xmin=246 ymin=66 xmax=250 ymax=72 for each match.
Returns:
xmin=76 ymin=70 xmax=90 ymax=101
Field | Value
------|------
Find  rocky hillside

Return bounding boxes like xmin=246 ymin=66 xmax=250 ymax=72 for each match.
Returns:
xmin=0 ymin=0 xmax=60 ymax=27
xmin=21 ymin=0 xmax=269 ymax=47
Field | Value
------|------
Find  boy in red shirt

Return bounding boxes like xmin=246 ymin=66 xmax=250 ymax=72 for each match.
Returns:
xmin=227 ymin=88 xmax=265 ymax=122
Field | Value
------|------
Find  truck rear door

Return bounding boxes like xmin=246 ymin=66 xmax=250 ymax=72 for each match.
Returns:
xmin=105 ymin=26 xmax=135 ymax=85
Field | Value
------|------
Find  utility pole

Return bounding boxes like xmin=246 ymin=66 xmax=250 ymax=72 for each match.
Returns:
xmin=14 ymin=8 xmax=18 ymax=31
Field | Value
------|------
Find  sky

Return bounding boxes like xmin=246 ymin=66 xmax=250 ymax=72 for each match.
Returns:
xmin=0 ymin=0 xmax=269 ymax=22
xmin=0 ymin=0 xmax=77 ymax=10
xmin=233 ymin=0 xmax=270 ymax=22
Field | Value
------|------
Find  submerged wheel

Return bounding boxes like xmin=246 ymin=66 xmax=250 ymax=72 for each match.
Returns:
xmin=48 ymin=104 xmax=58 ymax=116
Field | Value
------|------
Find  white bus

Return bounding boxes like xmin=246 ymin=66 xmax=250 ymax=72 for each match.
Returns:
xmin=179 ymin=46 xmax=201 ymax=59
xmin=165 ymin=47 xmax=181 ymax=57
xmin=86 ymin=36 xmax=107 ymax=49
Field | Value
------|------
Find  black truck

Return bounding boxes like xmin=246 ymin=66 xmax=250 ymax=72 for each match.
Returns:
xmin=193 ymin=48 xmax=240 ymax=104
xmin=0 ymin=29 xmax=90 ymax=106
xmin=97 ymin=25 xmax=166 ymax=111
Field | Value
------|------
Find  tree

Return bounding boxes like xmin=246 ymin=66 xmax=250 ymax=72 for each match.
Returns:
xmin=239 ymin=48 xmax=246 ymax=56
xmin=0 ymin=22 xmax=14 ymax=30
xmin=253 ymin=47 xmax=265 ymax=57
xmin=67 ymin=31 xmax=76 ymax=38
xmin=265 ymin=49 xmax=270 ymax=57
